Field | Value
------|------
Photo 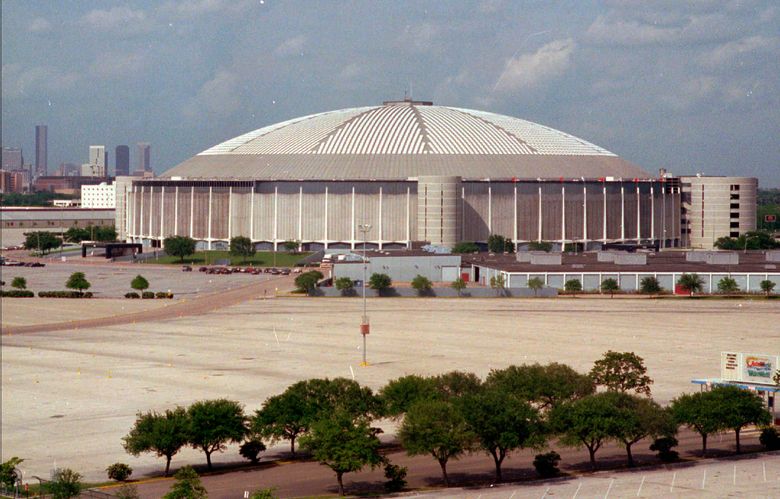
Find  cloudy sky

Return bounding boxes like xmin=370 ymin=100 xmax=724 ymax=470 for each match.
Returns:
xmin=2 ymin=0 xmax=778 ymax=186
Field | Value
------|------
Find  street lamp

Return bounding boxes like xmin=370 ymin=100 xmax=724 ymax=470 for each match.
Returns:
xmin=357 ymin=223 xmax=372 ymax=367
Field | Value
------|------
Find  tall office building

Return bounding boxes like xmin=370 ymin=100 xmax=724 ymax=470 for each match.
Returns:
xmin=35 ymin=125 xmax=48 ymax=177
xmin=2 ymin=147 xmax=23 ymax=170
xmin=115 ymin=145 xmax=130 ymax=176
xmin=83 ymin=145 xmax=107 ymax=177
xmin=136 ymin=142 xmax=151 ymax=173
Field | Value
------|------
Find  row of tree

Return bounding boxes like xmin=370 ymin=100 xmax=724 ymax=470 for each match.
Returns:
xmin=162 ymin=235 xmax=304 ymax=263
xmin=123 ymin=352 xmax=774 ymax=495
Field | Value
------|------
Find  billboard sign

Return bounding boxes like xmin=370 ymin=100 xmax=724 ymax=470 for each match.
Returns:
xmin=721 ymin=352 xmax=780 ymax=385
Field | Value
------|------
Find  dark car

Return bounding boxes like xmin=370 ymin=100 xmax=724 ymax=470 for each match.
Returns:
xmin=182 ymin=265 xmax=193 ymax=272
xmin=199 ymin=267 xmax=208 ymax=272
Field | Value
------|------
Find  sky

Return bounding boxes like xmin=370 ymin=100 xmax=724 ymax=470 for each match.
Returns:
xmin=2 ymin=0 xmax=779 ymax=186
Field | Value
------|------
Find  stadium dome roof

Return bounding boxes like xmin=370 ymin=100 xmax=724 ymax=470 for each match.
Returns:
xmin=164 ymin=100 xmax=649 ymax=180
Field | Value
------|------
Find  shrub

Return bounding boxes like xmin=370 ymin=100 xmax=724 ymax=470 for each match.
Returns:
xmin=451 ymin=241 xmax=479 ymax=254
xmin=115 ymin=484 xmax=140 ymax=499
xmin=411 ymin=275 xmax=433 ymax=296
xmin=125 ymin=292 xmax=140 ymax=299
xmin=334 ymin=277 xmax=355 ymax=296
xmin=533 ymin=451 xmax=561 ymax=477
xmin=528 ymin=241 xmax=553 ymax=252
xmin=106 ymin=463 xmax=133 ymax=482
xmin=142 ymin=292 xmax=155 ymax=299
xmin=47 ymin=468 xmax=82 ymax=499
xmin=649 ymin=436 xmax=680 ymax=462
xmin=156 ymin=292 xmax=174 ymax=299
xmin=239 ymin=440 xmax=266 ymax=464
xmin=383 ymin=462 xmax=408 ymax=492
xmin=11 ymin=277 xmax=27 ymax=290
xmin=760 ymin=427 xmax=780 ymax=451
xmin=0 ymin=290 xmax=35 ymax=297
xmin=639 ymin=276 xmax=662 ymax=294
xmin=37 ymin=291 xmax=91 ymax=298
xmin=249 ymin=489 xmax=278 ymax=499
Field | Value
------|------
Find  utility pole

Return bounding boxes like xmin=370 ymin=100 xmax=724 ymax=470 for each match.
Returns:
xmin=358 ymin=223 xmax=372 ymax=367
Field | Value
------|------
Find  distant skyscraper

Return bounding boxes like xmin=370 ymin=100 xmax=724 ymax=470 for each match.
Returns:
xmin=2 ymin=147 xmax=23 ymax=170
xmin=86 ymin=145 xmax=107 ymax=177
xmin=35 ymin=125 xmax=48 ymax=177
xmin=137 ymin=142 xmax=151 ymax=173
xmin=115 ymin=145 xmax=130 ymax=176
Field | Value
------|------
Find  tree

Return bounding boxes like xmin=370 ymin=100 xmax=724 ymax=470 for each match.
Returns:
xmin=294 ymin=272 xmax=320 ymax=293
xmin=609 ymin=394 xmax=676 ymax=466
xmin=600 ymin=278 xmax=619 ymax=297
xmin=369 ymin=273 xmax=392 ymax=294
xmin=48 ymin=468 xmax=82 ymax=499
xmin=527 ymin=277 xmax=544 ymax=297
xmin=564 ymin=279 xmax=582 ymax=295
xmin=710 ymin=385 xmax=771 ymax=453
xmin=677 ymin=273 xmax=703 ymax=296
xmin=399 ymin=399 xmax=474 ymax=487
xmin=334 ymin=277 xmax=354 ymax=296
xmin=123 ymin=407 xmax=189 ymax=476
xmin=188 ymin=399 xmax=247 ymax=470
xmin=411 ymin=275 xmax=433 ymax=296
xmin=639 ymin=276 xmax=662 ymax=295
xmin=486 ymin=363 xmax=594 ymax=410
xmin=489 ymin=274 xmax=506 ymax=296
xmin=590 ymin=351 xmax=653 ymax=396
xmin=11 ymin=277 xmax=26 ymax=290
xmin=527 ymin=241 xmax=553 ymax=252
xmin=239 ymin=440 xmax=266 ymax=464
xmin=163 ymin=236 xmax=197 ymax=263
xmin=460 ymin=387 xmax=543 ymax=482
xmin=451 ymin=277 xmax=467 ymax=296
xmin=671 ymin=391 xmax=724 ymax=456
xmin=380 ymin=375 xmax=439 ymax=418
xmin=65 ymin=271 xmax=90 ymax=295
xmin=451 ymin=241 xmax=479 ymax=254
xmin=0 ymin=457 xmax=23 ymax=489
xmin=717 ymin=276 xmax=740 ymax=294
xmin=24 ymin=231 xmax=61 ymax=254
xmin=760 ymin=279 xmax=776 ymax=295
xmin=162 ymin=466 xmax=207 ymax=499
xmin=550 ymin=392 xmax=625 ymax=470
xmin=487 ymin=234 xmax=514 ymax=253
xmin=432 ymin=371 xmax=483 ymax=400
xmin=714 ymin=230 xmax=780 ymax=250
xmin=283 ymin=240 xmax=299 ymax=253
xmin=106 ymin=463 xmax=133 ymax=481
xmin=300 ymin=413 xmax=382 ymax=496
xmin=229 ymin=236 xmax=256 ymax=263
xmin=131 ymin=275 xmax=149 ymax=293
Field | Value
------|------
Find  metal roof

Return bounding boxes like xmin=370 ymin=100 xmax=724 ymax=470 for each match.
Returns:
xmin=0 ymin=208 xmax=115 ymax=221
xmin=164 ymin=102 xmax=649 ymax=180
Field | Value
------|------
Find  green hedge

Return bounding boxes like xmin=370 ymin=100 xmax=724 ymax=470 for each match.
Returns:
xmin=38 ymin=291 xmax=93 ymax=298
xmin=142 ymin=292 xmax=155 ymax=299
xmin=155 ymin=292 xmax=174 ymax=299
xmin=1 ymin=290 xmax=35 ymax=298
xmin=125 ymin=292 xmax=140 ymax=299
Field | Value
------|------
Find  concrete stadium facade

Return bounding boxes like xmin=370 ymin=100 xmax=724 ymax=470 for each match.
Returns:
xmin=118 ymin=100 xmax=682 ymax=250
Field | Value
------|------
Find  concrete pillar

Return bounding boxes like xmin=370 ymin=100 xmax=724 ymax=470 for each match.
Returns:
xmin=228 ymin=186 xmax=233 ymax=240
xmin=636 ymin=184 xmax=641 ymax=242
xmin=250 ymin=186 xmax=255 ymax=241
xmin=273 ymin=185 xmax=278 ymax=251
xmin=602 ymin=183 xmax=608 ymax=242
xmin=378 ymin=186 xmax=383 ymax=250
xmin=582 ymin=184 xmax=588 ymax=243
xmin=650 ymin=185 xmax=655 ymax=242
xmin=513 ymin=184 xmax=518 ymax=247
xmin=406 ymin=186 xmax=411 ymax=248
xmin=160 ymin=186 xmax=165 ymax=238
xmin=139 ymin=185 xmax=145 ymax=239
xmin=561 ymin=185 xmax=566 ymax=246
xmin=620 ymin=184 xmax=625 ymax=241
xmin=174 ymin=186 xmax=179 ymax=236
xmin=207 ymin=186 xmax=213 ymax=250
xmin=189 ymin=186 xmax=194 ymax=238
xmin=350 ymin=185 xmax=356 ymax=250
xmin=488 ymin=184 xmax=492 ymax=234
xmin=297 ymin=185 xmax=303 ymax=248
xmin=324 ymin=186 xmax=329 ymax=249
xmin=417 ymin=176 xmax=461 ymax=247
xmin=148 ymin=186 xmax=154 ymax=238
xmin=538 ymin=185 xmax=543 ymax=242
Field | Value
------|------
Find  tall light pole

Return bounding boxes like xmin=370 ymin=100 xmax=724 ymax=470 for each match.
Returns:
xmin=358 ymin=223 xmax=372 ymax=367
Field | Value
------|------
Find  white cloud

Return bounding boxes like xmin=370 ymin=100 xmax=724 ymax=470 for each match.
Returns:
xmin=89 ymin=52 xmax=147 ymax=79
xmin=28 ymin=17 xmax=52 ymax=33
xmin=698 ymin=35 xmax=778 ymax=68
xmin=160 ymin=0 xmax=254 ymax=19
xmin=273 ymin=36 xmax=307 ymax=58
xmin=585 ymin=14 xmax=678 ymax=46
xmin=82 ymin=6 xmax=147 ymax=31
xmin=400 ymin=22 xmax=443 ymax=53
xmin=185 ymin=70 xmax=241 ymax=118
xmin=2 ymin=64 xmax=81 ymax=99
xmin=493 ymin=38 xmax=576 ymax=93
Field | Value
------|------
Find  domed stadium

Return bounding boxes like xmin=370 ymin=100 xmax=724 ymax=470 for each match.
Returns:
xmin=117 ymin=99 xmax=681 ymax=249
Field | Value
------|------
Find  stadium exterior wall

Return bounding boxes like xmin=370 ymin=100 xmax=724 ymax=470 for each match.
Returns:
xmin=118 ymin=177 xmax=681 ymax=250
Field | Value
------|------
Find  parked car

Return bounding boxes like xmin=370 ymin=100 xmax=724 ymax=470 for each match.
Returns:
xmin=198 ymin=267 xmax=208 ymax=272
xmin=182 ymin=265 xmax=193 ymax=272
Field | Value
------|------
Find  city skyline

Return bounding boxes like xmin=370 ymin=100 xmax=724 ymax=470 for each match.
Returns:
xmin=2 ymin=1 xmax=779 ymax=187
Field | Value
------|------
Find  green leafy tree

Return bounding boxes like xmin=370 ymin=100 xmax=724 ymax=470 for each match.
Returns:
xmin=677 ymin=273 xmax=704 ymax=296
xmin=411 ymin=275 xmax=433 ymax=296
xmin=300 ymin=413 xmax=383 ymax=496
xmin=131 ymin=275 xmax=149 ymax=293
xmin=760 ymin=279 xmax=776 ymax=295
xmin=671 ymin=391 xmax=724 ymax=456
xmin=48 ymin=468 xmax=82 ymax=499
xmin=717 ymin=277 xmax=740 ymax=294
xmin=609 ymin=394 xmax=676 ymax=466
xmin=639 ymin=276 xmax=662 ymax=294
xmin=451 ymin=241 xmax=479 ymax=254
xmin=229 ymin=236 xmax=256 ymax=263
xmin=283 ymin=240 xmax=299 ymax=253
xmin=123 ymin=407 xmax=189 ymax=476
xmin=369 ymin=273 xmax=392 ymax=294
xmin=590 ymin=350 xmax=653 ymax=396
xmin=600 ymin=278 xmax=620 ymax=297
xmin=163 ymin=236 xmax=197 ymax=263
xmin=334 ymin=277 xmax=354 ymax=296
xmin=489 ymin=274 xmax=506 ymax=296
xmin=95 ymin=225 xmax=118 ymax=242
xmin=399 ymin=399 xmax=474 ymax=487
xmin=380 ymin=374 xmax=439 ymax=418
xmin=527 ymin=277 xmax=544 ymax=297
xmin=188 ymin=399 xmax=247 ymax=470
xmin=65 ymin=272 xmax=90 ymax=295
xmin=460 ymin=387 xmax=544 ymax=482
xmin=11 ymin=277 xmax=26 ymax=290
xmin=487 ymin=234 xmax=514 ymax=253
xmin=451 ymin=277 xmax=466 ymax=296
xmin=106 ymin=463 xmax=133 ymax=481
xmin=162 ymin=466 xmax=207 ymax=499
xmin=431 ymin=371 xmax=483 ymax=401
xmin=710 ymin=385 xmax=772 ymax=453
xmin=239 ymin=440 xmax=266 ymax=464
xmin=527 ymin=241 xmax=553 ymax=252
xmin=564 ymin=279 xmax=582 ymax=295
xmin=0 ymin=457 xmax=23 ymax=489
xmin=23 ymin=231 xmax=61 ymax=254
xmin=714 ymin=230 xmax=779 ymax=250
xmin=486 ymin=363 xmax=594 ymax=410
xmin=249 ymin=488 xmax=278 ymax=499
xmin=550 ymin=392 xmax=625 ymax=470
xmin=294 ymin=272 xmax=320 ymax=293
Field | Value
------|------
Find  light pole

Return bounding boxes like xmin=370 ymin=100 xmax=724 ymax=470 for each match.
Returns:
xmin=358 ymin=223 xmax=372 ymax=367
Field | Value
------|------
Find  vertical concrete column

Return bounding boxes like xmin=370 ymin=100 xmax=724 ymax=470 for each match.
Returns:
xmin=602 ymin=183 xmax=608 ymax=242
xmin=620 ymin=184 xmax=625 ymax=241
xmin=582 ymin=184 xmax=588 ymax=243
xmin=160 ymin=186 xmax=165 ymax=239
xmin=661 ymin=185 xmax=666 ymax=248
xmin=297 ymin=185 xmax=303 ymax=249
xmin=461 ymin=186 xmax=466 ymax=242
xmin=350 ymin=186 xmax=356 ymax=250
xmin=537 ymin=185 xmax=543 ymax=242
xmin=207 ymin=186 xmax=213 ymax=250
xmin=148 ymin=186 xmax=154 ymax=238
xmin=189 ymin=186 xmax=194 ymax=238
xmin=139 ymin=186 xmax=144 ymax=239
xmin=324 ymin=186 xmax=329 ymax=249
xmin=378 ymin=186 xmax=384 ymax=250
xmin=174 ymin=186 xmax=179 ymax=235
xmin=273 ymin=186 xmax=278 ymax=251
xmin=513 ymin=184 xmax=518 ymax=247
xmin=228 ymin=186 xmax=233 ymax=240
xmin=488 ymin=184 xmax=492 ymax=234
xmin=417 ymin=176 xmax=461 ymax=247
xmin=560 ymin=185 xmax=566 ymax=246
xmin=650 ymin=185 xmax=655 ymax=242
xmin=406 ymin=186 xmax=411 ymax=248
xmin=636 ymin=184 xmax=641 ymax=242
xmin=250 ymin=186 xmax=255 ymax=241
